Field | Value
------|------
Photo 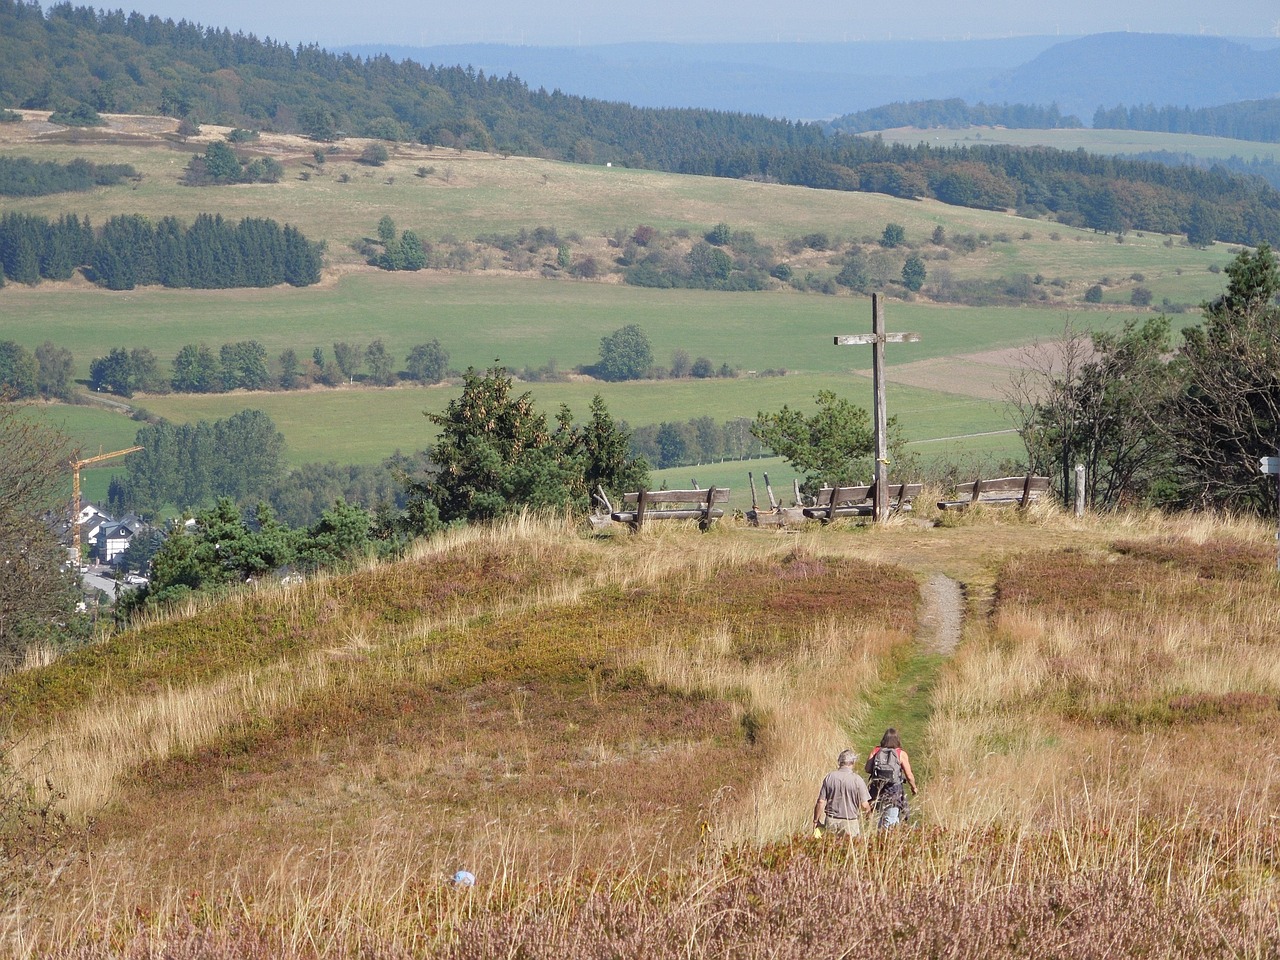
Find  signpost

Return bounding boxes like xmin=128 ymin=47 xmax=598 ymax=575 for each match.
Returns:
xmin=1261 ymin=453 xmax=1280 ymax=571
xmin=834 ymin=293 xmax=920 ymax=522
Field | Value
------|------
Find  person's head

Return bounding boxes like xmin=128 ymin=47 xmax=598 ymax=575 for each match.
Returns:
xmin=837 ymin=748 xmax=858 ymax=768
xmin=879 ymin=728 xmax=901 ymax=749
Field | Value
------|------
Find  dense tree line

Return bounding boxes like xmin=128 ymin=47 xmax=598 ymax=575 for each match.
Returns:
xmin=107 ymin=409 xmax=286 ymax=515
xmin=628 ymin=417 xmax=765 ymax=469
xmin=0 ymin=0 xmax=821 ymax=168
xmin=826 ymin=99 xmax=1083 ymax=135
xmin=0 ymin=210 xmax=321 ymax=288
xmin=85 ymin=338 xmax=449 ymax=397
xmin=0 ymin=155 xmax=138 ymax=196
xmin=0 ymin=339 xmax=75 ymax=399
xmin=1129 ymin=150 xmax=1280 ymax=192
xmin=4 ymin=0 xmax=1278 ymax=247
xmin=1093 ymin=99 xmax=1280 ymax=144
xmin=683 ymin=137 xmax=1280 ymax=247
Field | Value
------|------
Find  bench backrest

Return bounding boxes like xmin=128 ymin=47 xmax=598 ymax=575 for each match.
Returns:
xmin=811 ymin=482 xmax=922 ymax=507
xmin=619 ymin=488 xmax=731 ymax=506
xmin=962 ymin=475 xmax=1050 ymax=501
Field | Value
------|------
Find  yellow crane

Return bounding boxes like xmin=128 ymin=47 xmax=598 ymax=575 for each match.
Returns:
xmin=70 ymin=445 xmax=142 ymax=557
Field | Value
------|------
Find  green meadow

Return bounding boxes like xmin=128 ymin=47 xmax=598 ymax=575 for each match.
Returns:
xmin=0 ymin=117 xmax=1240 ymax=503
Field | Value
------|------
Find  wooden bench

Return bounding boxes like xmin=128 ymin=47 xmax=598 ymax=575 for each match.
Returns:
xmin=610 ymin=487 xmax=730 ymax=530
xmin=936 ymin=474 xmax=1051 ymax=511
xmin=802 ymin=482 xmax=923 ymax=522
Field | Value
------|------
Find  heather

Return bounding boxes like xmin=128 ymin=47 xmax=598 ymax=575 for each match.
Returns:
xmin=2 ymin=510 xmax=1277 ymax=957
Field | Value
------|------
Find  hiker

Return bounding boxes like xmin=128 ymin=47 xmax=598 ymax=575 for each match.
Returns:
xmin=865 ymin=728 xmax=917 ymax=827
xmin=813 ymin=748 xmax=871 ymax=839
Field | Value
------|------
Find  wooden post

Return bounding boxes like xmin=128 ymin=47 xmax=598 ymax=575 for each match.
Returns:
xmin=634 ymin=489 xmax=649 ymax=530
xmin=762 ymin=472 xmax=778 ymax=509
xmin=1074 ymin=464 xmax=1085 ymax=517
xmin=834 ymin=294 xmax=920 ymax=523
xmin=1019 ymin=472 xmax=1034 ymax=511
xmin=871 ymin=295 xmax=889 ymax=521
xmin=748 ymin=471 xmax=759 ymax=512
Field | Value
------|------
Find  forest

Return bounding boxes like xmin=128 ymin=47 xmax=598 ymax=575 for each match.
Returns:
xmin=1093 ymin=98 xmax=1280 ymax=143
xmin=0 ymin=210 xmax=322 ymax=289
xmin=825 ymin=99 xmax=1084 ymax=135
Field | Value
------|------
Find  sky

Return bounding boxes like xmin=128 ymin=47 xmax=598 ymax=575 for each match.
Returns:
xmin=108 ymin=0 xmax=1280 ymax=47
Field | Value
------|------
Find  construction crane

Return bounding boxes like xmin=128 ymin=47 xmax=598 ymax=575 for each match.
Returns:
xmin=70 ymin=445 xmax=142 ymax=557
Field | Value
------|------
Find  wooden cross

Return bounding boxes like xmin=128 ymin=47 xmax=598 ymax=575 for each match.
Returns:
xmin=834 ymin=293 xmax=921 ymax=522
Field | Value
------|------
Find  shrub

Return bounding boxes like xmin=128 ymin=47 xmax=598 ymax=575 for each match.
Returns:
xmin=360 ymin=143 xmax=389 ymax=166
xmin=1084 ymin=284 xmax=1104 ymax=303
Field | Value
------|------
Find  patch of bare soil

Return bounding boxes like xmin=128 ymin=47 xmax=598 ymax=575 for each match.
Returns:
xmin=917 ymin=572 xmax=963 ymax=654
xmin=854 ymin=355 xmax=1017 ymax=400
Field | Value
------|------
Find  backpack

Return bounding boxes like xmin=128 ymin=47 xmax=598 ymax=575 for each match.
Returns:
xmin=868 ymin=747 xmax=903 ymax=790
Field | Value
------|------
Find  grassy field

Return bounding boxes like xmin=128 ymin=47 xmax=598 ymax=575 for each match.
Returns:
xmin=866 ymin=125 xmax=1280 ymax=164
xmin=2 ymin=510 xmax=1276 ymax=957
xmin=0 ymin=113 xmax=1242 ymax=507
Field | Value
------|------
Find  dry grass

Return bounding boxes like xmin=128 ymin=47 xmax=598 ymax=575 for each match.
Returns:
xmin=3 ymin=508 xmax=1278 ymax=957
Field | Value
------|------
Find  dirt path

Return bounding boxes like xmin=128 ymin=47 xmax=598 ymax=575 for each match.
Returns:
xmin=856 ymin=571 xmax=963 ymax=755
xmin=917 ymin=572 xmax=963 ymax=655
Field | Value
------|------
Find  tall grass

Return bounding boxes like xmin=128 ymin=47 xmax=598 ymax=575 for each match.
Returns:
xmin=3 ymin=510 xmax=1278 ymax=957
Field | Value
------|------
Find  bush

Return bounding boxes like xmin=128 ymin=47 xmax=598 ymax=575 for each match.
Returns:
xmin=360 ymin=143 xmax=389 ymax=166
xmin=1130 ymin=286 xmax=1153 ymax=307
xmin=49 ymin=103 xmax=102 ymax=127
xmin=1084 ymin=284 xmax=1104 ymax=303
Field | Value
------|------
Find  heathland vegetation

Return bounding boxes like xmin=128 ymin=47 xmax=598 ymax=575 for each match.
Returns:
xmin=1 ymin=509 xmax=1277 ymax=956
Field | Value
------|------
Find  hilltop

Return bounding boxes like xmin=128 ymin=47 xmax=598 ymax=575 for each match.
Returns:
xmin=2 ymin=508 xmax=1277 ymax=956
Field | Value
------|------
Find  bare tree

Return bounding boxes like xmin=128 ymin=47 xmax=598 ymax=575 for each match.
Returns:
xmin=1006 ymin=318 xmax=1175 ymax=509
xmin=0 ymin=403 xmax=86 ymax=666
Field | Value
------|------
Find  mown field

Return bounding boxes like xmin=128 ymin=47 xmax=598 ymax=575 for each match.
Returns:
xmin=867 ymin=124 xmax=1280 ymax=164
xmin=0 ymin=112 xmax=1242 ymax=504
xmin=2 ymin=509 xmax=1276 ymax=957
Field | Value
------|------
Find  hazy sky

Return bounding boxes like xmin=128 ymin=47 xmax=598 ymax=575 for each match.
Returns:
xmin=117 ymin=0 xmax=1280 ymax=47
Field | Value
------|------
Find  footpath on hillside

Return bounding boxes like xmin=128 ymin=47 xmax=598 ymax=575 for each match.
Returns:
xmin=856 ymin=572 xmax=963 ymax=777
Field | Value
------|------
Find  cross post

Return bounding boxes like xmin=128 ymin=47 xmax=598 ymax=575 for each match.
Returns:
xmin=834 ymin=293 xmax=921 ymax=522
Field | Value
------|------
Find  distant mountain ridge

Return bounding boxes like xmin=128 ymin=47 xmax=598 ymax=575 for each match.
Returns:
xmin=975 ymin=34 xmax=1280 ymax=120
xmin=340 ymin=38 xmax=1068 ymax=120
xmin=346 ymin=34 xmax=1280 ymax=122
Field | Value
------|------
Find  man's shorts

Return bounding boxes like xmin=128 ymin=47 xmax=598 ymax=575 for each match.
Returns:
xmin=822 ymin=815 xmax=862 ymax=837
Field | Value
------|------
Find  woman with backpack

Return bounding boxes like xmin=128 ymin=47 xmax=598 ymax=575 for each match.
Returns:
xmin=865 ymin=728 xmax=917 ymax=827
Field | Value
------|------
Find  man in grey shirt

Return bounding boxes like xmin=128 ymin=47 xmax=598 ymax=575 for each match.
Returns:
xmin=813 ymin=748 xmax=871 ymax=838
